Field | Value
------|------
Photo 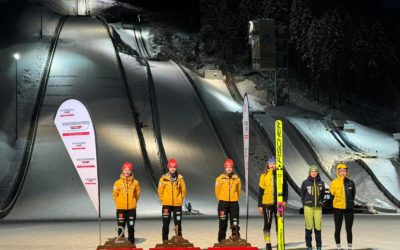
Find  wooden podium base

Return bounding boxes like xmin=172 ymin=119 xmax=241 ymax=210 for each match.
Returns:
xmin=208 ymin=225 xmax=257 ymax=250
xmin=150 ymin=235 xmax=201 ymax=250
xmin=97 ymin=237 xmax=143 ymax=250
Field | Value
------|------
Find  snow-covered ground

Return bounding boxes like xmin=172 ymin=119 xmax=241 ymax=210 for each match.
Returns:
xmin=343 ymin=121 xmax=398 ymax=158
xmin=236 ymin=78 xmax=268 ymax=111
xmin=288 ymin=117 xmax=398 ymax=170
xmin=288 ymin=117 xmax=352 ymax=170
xmin=363 ymin=158 xmax=400 ymax=202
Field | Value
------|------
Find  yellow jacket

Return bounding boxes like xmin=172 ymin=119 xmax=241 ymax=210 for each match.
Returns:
xmin=113 ymin=174 xmax=141 ymax=210
xmin=215 ymin=173 xmax=241 ymax=202
xmin=258 ymin=170 xmax=288 ymax=206
xmin=329 ymin=176 xmax=356 ymax=209
xmin=259 ymin=171 xmax=275 ymax=205
xmin=158 ymin=173 xmax=186 ymax=206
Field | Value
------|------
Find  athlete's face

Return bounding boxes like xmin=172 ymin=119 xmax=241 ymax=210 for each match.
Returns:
xmin=268 ymin=162 xmax=276 ymax=170
xmin=123 ymin=168 xmax=132 ymax=177
xmin=225 ymin=164 xmax=233 ymax=174
xmin=338 ymin=168 xmax=347 ymax=177
xmin=168 ymin=164 xmax=177 ymax=174
xmin=310 ymin=170 xmax=318 ymax=178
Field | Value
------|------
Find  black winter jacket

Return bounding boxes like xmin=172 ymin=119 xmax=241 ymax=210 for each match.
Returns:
xmin=300 ymin=175 xmax=325 ymax=207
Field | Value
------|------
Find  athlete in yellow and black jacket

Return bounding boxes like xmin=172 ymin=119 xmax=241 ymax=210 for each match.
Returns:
xmin=329 ymin=163 xmax=356 ymax=250
xmin=215 ymin=159 xmax=241 ymax=243
xmin=258 ymin=156 xmax=288 ymax=250
xmin=113 ymin=162 xmax=141 ymax=244
xmin=158 ymin=159 xmax=186 ymax=241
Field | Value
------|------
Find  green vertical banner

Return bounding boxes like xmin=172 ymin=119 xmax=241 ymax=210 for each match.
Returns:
xmin=275 ymin=119 xmax=285 ymax=250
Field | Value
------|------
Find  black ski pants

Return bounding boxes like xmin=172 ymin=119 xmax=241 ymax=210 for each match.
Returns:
xmin=217 ymin=201 xmax=239 ymax=242
xmin=116 ymin=209 xmax=136 ymax=243
xmin=162 ymin=205 xmax=182 ymax=241
xmin=333 ymin=208 xmax=354 ymax=244
xmin=262 ymin=204 xmax=278 ymax=233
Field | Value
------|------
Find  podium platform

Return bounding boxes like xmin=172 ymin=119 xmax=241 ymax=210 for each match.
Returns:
xmin=97 ymin=237 xmax=143 ymax=250
xmin=150 ymin=235 xmax=201 ymax=250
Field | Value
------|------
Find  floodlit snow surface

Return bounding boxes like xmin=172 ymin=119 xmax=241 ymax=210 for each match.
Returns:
xmin=288 ymin=117 xmax=399 ymax=210
xmin=236 ymin=79 xmax=268 ymax=111
xmin=363 ymin=158 xmax=400 ymax=202
xmin=288 ymin=117 xmax=352 ymax=170
xmin=186 ymin=72 xmax=241 ymax=113
xmin=344 ymin=120 xmax=398 ymax=158
xmin=39 ymin=0 xmax=141 ymax=16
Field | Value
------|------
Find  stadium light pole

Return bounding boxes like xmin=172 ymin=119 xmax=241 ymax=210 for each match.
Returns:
xmin=13 ymin=53 xmax=20 ymax=140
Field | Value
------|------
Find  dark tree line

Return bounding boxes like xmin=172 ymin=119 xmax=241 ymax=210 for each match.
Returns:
xmin=199 ymin=0 xmax=400 ymax=107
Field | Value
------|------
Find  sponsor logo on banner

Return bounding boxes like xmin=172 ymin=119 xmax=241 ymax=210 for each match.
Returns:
xmin=72 ymin=142 xmax=86 ymax=150
xmin=63 ymin=121 xmax=90 ymax=131
xmin=54 ymin=99 xmax=99 ymax=214
xmin=60 ymin=109 xmax=75 ymax=117
xmin=76 ymin=157 xmax=95 ymax=168
xmin=85 ymin=177 xmax=97 ymax=185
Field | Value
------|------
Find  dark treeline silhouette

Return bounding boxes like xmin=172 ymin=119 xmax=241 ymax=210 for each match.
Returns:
xmin=199 ymin=0 xmax=400 ymax=107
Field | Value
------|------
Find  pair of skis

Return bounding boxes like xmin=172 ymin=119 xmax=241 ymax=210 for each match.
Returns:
xmin=275 ymin=119 xmax=285 ymax=250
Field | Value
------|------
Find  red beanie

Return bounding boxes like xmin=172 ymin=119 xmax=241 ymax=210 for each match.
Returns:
xmin=167 ymin=159 xmax=177 ymax=168
xmin=224 ymin=159 xmax=234 ymax=168
xmin=122 ymin=162 xmax=133 ymax=171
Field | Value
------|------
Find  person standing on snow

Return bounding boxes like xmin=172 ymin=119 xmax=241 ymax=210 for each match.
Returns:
xmin=112 ymin=162 xmax=141 ymax=244
xmin=158 ymin=158 xmax=187 ymax=242
xmin=215 ymin=158 xmax=242 ymax=243
xmin=300 ymin=165 xmax=325 ymax=250
xmin=257 ymin=156 xmax=288 ymax=250
xmin=329 ymin=163 xmax=356 ymax=250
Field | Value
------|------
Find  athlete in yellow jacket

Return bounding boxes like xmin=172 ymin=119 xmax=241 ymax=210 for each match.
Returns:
xmin=215 ymin=159 xmax=241 ymax=242
xmin=112 ymin=162 xmax=141 ymax=244
xmin=258 ymin=156 xmax=288 ymax=250
xmin=158 ymin=159 xmax=186 ymax=241
xmin=329 ymin=163 xmax=356 ymax=250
